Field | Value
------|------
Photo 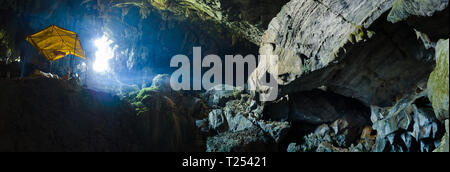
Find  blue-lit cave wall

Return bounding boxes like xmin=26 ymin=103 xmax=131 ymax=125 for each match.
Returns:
xmin=104 ymin=5 xmax=258 ymax=92
xmin=1 ymin=0 xmax=259 ymax=95
xmin=1 ymin=0 xmax=102 ymax=79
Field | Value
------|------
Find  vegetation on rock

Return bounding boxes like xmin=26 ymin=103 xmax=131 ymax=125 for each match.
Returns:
xmin=428 ymin=39 xmax=449 ymax=121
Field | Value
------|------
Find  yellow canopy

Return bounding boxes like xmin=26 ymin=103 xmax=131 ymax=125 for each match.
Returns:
xmin=26 ymin=25 xmax=86 ymax=62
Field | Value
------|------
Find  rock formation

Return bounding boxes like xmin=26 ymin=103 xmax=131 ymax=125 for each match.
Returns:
xmin=249 ymin=0 xmax=447 ymax=107
xmin=113 ymin=0 xmax=289 ymax=44
xmin=200 ymin=86 xmax=291 ymax=152
xmin=127 ymin=74 xmax=209 ymax=151
xmin=387 ymin=0 xmax=449 ymax=41
xmin=247 ymin=0 xmax=449 ymax=152
xmin=428 ymin=39 xmax=449 ymax=121
xmin=0 ymin=0 xmax=448 ymax=152
xmin=371 ymin=92 xmax=443 ymax=152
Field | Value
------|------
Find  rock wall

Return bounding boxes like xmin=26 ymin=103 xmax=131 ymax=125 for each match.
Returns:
xmin=388 ymin=0 xmax=449 ymax=41
xmin=0 ymin=0 xmax=261 ymax=94
xmin=1 ymin=0 xmax=448 ymax=152
xmin=113 ymin=0 xmax=290 ymax=44
xmin=249 ymin=0 xmax=448 ymax=107
xmin=428 ymin=39 xmax=449 ymax=121
xmin=247 ymin=0 xmax=449 ymax=152
xmin=371 ymin=93 xmax=444 ymax=152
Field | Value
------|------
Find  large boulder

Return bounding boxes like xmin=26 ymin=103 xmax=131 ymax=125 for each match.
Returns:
xmin=428 ymin=39 xmax=449 ymax=121
xmin=249 ymin=0 xmax=440 ymax=107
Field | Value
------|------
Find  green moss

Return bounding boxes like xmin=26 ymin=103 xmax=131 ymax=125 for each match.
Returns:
xmin=0 ymin=29 xmax=5 ymax=39
xmin=129 ymin=86 xmax=161 ymax=113
xmin=133 ymin=101 xmax=148 ymax=113
xmin=428 ymin=39 xmax=449 ymax=120
xmin=136 ymin=86 xmax=159 ymax=100
xmin=348 ymin=34 xmax=355 ymax=44
xmin=367 ymin=30 xmax=375 ymax=39
xmin=355 ymin=25 xmax=365 ymax=42
xmin=347 ymin=25 xmax=374 ymax=44
xmin=387 ymin=0 xmax=406 ymax=22
xmin=301 ymin=60 xmax=311 ymax=74
xmin=232 ymin=87 xmax=243 ymax=98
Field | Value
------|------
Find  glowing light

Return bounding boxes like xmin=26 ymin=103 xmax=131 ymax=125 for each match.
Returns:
xmin=93 ymin=35 xmax=115 ymax=73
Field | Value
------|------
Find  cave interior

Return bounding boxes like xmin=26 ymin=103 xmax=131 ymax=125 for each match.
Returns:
xmin=0 ymin=0 xmax=448 ymax=152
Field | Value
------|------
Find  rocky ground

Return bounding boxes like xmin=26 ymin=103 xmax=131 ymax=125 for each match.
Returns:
xmin=0 ymin=67 xmax=447 ymax=152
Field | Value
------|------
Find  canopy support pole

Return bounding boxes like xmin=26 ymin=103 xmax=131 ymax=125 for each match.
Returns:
xmin=71 ymin=35 xmax=77 ymax=78
xmin=70 ymin=56 xmax=74 ymax=77
xmin=84 ymin=62 xmax=88 ymax=87
xmin=50 ymin=61 xmax=53 ymax=73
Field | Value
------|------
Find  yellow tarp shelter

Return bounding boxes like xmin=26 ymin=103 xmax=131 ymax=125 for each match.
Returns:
xmin=26 ymin=25 xmax=86 ymax=62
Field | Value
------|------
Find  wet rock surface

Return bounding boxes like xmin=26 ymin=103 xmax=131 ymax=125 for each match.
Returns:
xmin=123 ymin=0 xmax=291 ymax=44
